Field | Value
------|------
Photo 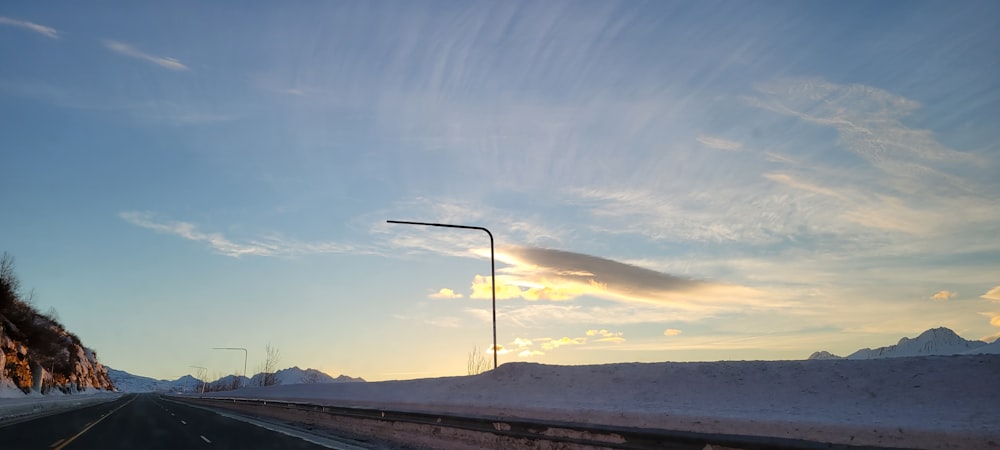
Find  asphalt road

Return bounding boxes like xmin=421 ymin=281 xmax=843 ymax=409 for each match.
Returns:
xmin=0 ymin=393 xmax=350 ymax=449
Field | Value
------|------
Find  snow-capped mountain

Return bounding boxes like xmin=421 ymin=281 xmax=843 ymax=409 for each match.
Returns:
xmin=809 ymin=327 xmax=991 ymax=360
xmin=106 ymin=368 xmax=202 ymax=393
xmin=248 ymin=366 xmax=364 ymax=386
xmin=806 ymin=351 xmax=841 ymax=360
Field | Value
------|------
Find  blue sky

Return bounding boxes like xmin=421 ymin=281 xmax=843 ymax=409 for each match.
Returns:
xmin=1 ymin=1 xmax=998 ymax=381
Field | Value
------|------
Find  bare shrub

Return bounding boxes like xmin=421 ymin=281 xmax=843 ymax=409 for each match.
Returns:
xmin=467 ymin=346 xmax=490 ymax=375
xmin=262 ymin=343 xmax=280 ymax=386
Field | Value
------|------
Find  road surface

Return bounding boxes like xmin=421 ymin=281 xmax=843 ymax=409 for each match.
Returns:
xmin=0 ymin=393 xmax=359 ymax=449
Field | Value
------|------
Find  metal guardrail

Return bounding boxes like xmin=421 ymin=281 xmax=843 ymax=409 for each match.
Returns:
xmin=169 ymin=396 xmax=917 ymax=450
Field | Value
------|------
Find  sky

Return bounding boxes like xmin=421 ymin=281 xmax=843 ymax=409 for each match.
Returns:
xmin=1 ymin=1 xmax=998 ymax=382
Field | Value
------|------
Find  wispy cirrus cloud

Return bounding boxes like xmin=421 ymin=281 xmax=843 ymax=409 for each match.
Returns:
xmin=375 ymin=197 xmax=569 ymax=260
xmin=762 ymin=173 xmax=845 ymax=200
xmin=568 ymin=186 xmax=806 ymax=245
xmin=119 ymin=211 xmax=358 ymax=257
xmin=697 ymin=135 xmax=742 ymax=151
xmin=746 ymin=77 xmax=983 ymax=193
xmin=0 ymin=16 xmax=58 ymax=38
xmin=746 ymin=78 xmax=999 ymax=255
xmin=120 ymin=211 xmax=264 ymax=257
xmin=762 ymin=173 xmax=933 ymax=235
xmin=0 ymin=81 xmax=231 ymax=125
xmin=104 ymin=40 xmax=188 ymax=71
xmin=571 ymin=77 xmax=998 ymax=258
xmin=144 ymin=110 xmax=234 ymax=125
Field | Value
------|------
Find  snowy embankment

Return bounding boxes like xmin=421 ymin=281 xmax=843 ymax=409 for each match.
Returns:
xmin=0 ymin=389 xmax=121 ymax=421
xmin=203 ymin=355 xmax=1000 ymax=449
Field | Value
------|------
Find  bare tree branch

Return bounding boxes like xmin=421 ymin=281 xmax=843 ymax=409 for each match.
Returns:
xmin=467 ymin=346 xmax=490 ymax=376
xmin=263 ymin=343 xmax=280 ymax=386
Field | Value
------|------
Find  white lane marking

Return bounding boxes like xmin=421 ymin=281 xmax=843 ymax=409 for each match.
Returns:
xmin=181 ymin=420 xmax=187 ymax=425
xmin=53 ymin=396 xmax=137 ymax=450
xmin=160 ymin=397 xmax=367 ymax=450
xmin=200 ymin=435 xmax=211 ymax=443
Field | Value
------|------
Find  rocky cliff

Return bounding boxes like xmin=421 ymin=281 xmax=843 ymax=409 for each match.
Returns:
xmin=1 ymin=254 xmax=114 ymax=394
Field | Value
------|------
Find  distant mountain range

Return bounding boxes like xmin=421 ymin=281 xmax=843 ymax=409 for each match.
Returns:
xmin=105 ymin=369 xmax=202 ymax=393
xmin=107 ymin=366 xmax=365 ymax=393
xmin=809 ymin=327 xmax=1000 ymax=360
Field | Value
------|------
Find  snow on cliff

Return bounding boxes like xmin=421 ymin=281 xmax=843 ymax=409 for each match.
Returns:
xmin=0 ymin=330 xmax=115 ymax=396
xmin=1 ymin=256 xmax=115 ymax=396
xmin=1 ymin=314 xmax=115 ymax=395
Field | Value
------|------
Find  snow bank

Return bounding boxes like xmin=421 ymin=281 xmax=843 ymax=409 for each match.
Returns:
xmin=202 ymin=355 xmax=1000 ymax=449
xmin=0 ymin=389 xmax=121 ymax=420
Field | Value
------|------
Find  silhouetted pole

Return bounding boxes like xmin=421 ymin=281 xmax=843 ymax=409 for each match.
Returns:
xmin=213 ymin=347 xmax=247 ymax=388
xmin=387 ymin=220 xmax=498 ymax=370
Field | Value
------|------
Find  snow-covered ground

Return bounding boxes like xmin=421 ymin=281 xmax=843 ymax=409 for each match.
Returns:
xmin=0 ymin=388 xmax=121 ymax=421
xmin=203 ymin=355 xmax=1000 ymax=449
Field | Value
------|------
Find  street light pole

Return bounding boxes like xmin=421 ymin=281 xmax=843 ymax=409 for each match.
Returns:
xmin=213 ymin=347 xmax=247 ymax=388
xmin=387 ymin=220 xmax=498 ymax=370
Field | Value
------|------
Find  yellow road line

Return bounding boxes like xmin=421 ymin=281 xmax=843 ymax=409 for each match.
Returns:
xmin=53 ymin=396 xmax=135 ymax=450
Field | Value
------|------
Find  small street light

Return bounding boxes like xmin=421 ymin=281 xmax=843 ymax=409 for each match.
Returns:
xmin=387 ymin=220 xmax=498 ymax=370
